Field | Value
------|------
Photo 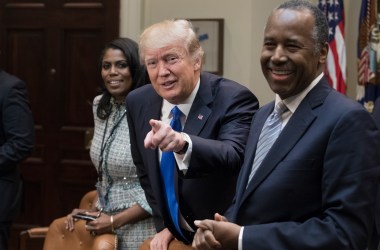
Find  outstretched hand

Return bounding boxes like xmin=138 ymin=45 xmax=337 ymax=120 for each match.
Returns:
xmin=144 ymin=119 xmax=184 ymax=152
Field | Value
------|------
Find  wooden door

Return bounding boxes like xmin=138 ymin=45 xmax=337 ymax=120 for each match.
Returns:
xmin=0 ymin=0 xmax=119 ymax=238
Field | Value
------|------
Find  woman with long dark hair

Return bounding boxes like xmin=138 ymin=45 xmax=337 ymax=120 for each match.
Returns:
xmin=66 ymin=37 xmax=155 ymax=249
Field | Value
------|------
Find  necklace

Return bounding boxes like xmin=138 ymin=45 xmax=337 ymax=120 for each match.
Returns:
xmin=97 ymin=107 xmax=126 ymax=208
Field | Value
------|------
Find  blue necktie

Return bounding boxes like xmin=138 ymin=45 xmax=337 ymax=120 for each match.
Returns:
xmin=160 ymin=106 xmax=186 ymax=239
xmin=247 ymin=102 xmax=288 ymax=186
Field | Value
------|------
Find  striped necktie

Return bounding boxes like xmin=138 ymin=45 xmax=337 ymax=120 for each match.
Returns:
xmin=247 ymin=102 xmax=288 ymax=186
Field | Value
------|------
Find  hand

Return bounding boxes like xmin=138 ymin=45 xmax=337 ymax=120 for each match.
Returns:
xmin=214 ymin=213 xmax=228 ymax=222
xmin=144 ymin=119 xmax=185 ymax=152
xmin=193 ymin=215 xmax=241 ymax=250
xmin=85 ymin=212 xmax=113 ymax=235
xmin=149 ymin=228 xmax=174 ymax=250
xmin=65 ymin=208 xmax=87 ymax=231
xmin=192 ymin=213 xmax=228 ymax=249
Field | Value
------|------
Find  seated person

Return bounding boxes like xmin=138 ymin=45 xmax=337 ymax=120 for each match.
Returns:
xmin=192 ymin=1 xmax=380 ymax=249
xmin=65 ymin=38 xmax=155 ymax=249
xmin=126 ymin=19 xmax=258 ymax=249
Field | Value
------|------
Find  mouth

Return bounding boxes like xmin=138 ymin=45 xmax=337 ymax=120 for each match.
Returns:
xmin=268 ymin=68 xmax=294 ymax=81
xmin=108 ymin=80 xmax=123 ymax=86
xmin=161 ymin=80 xmax=176 ymax=88
xmin=270 ymin=69 xmax=293 ymax=75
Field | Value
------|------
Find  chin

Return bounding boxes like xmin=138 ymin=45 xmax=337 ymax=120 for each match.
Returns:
xmin=269 ymin=85 xmax=286 ymax=96
xmin=161 ymin=91 xmax=180 ymax=104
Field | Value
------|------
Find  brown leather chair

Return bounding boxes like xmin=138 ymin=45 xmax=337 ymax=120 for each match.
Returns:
xmin=19 ymin=190 xmax=117 ymax=250
xmin=139 ymin=237 xmax=192 ymax=250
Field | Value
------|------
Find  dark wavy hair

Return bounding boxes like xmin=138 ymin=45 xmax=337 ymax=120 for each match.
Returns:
xmin=96 ymin=37 xmax=149 ymax=119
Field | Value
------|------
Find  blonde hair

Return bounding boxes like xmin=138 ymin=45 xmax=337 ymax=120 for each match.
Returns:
xmin=139 ymin=19 xmax=204 ymax=63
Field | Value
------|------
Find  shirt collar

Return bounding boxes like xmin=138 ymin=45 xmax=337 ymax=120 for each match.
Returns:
xmin=275 ymin=72 xmax=323 ymax=114
xmin=162 ymin=78 xmax=200 ymax=119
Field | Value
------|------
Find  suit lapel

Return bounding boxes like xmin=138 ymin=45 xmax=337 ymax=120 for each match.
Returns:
xmin=238 ymin=79 xmax=331 ymax=208
xmin=233 ymin=103 xmax=274 ymax=206
xmin=183 ymin=74 xmax=213 ymax=135
xmin=145 ymin=90 xmax=162 ymax=151
xmin=144 ymin=92 xmax=166 ymax=202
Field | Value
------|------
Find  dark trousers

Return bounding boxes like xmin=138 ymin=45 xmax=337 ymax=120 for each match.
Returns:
xmin=0 ymin=222 xmax=11 ymax=250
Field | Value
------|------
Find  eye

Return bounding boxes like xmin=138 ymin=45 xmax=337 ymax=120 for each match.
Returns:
xmin=146 ymin=60 xmax=157 ymax=69
xmin=263 ymin=41 xmax=276 ymax=50
xmin=166 ymin=55 xmax=179 ymax=64
xmin=102 ymin=63 xmax=111 ymax=70
xmin=117 ymin=61 xmax=128 ymax=68
xmin=286 ymin=44 xmax=301 ymax=52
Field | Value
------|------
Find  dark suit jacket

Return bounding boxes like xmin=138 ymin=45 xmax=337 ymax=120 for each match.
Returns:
xmin=227 ymin=78 xmax=380 ymax=250
xmin=126 ymin=72 xmax=258 ymax=242
xmin=373 ymin=96 xmax=380 ymax=129
xmin=0 ymin=69 xmax=34 ymax=222
xmin=370 ymin=96 xmax=380 ymax=250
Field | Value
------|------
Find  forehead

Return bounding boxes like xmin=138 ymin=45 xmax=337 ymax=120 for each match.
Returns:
xmin=144 ymin=43 xmax=188 ymax=60
xmin=102 ymin=48 xmax=126 ymax=60
xmin=265 ymin=9 xmax=315 ymax=37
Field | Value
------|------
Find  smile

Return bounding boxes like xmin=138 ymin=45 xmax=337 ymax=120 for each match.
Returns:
xmin=271 ymin=69 xmax=292 ymax=75
xmin=162 ymin=80 xmax=175 ymax=87
xmin=109 ymin=80 xmax=123 ymax=85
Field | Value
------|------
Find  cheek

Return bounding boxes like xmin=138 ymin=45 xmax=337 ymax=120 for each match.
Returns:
xmin=121 ymin=71 xmax=132 ymax=81
xmin=147 ymin=69 xmax=158 ymax=82
xmin=122 ymin=77 xmax=133 ymax=91
xmin=260 ymin=55 xmax=266 ymax=64
xmin=260 ymin=56 xmax=269 ymax=70
xmin=101 ymin=70 xmax=107 ymax=81
xmin=123 ymin=79 xmax=133 ymax=91
xmin=151 ymin=83 xmax=162 ymax=97
xmin=120 ymin=67 xmax=131 ymax=79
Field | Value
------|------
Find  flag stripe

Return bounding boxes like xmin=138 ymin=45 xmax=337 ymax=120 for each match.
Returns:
xmin=318 ymin=0 xmax=346 ymax=94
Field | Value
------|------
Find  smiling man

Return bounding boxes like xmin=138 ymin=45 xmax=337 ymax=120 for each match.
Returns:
xmin=125 ymin=19 xmax=259 ymax=250
xmin=192 ymin=1 xmax=380 ymax=250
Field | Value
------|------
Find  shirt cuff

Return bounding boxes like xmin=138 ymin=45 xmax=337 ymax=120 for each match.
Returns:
xmin=175 ymin=133 xmax=192 ymax=172
xmin=239 ymin=226 xmax=244 ymax=250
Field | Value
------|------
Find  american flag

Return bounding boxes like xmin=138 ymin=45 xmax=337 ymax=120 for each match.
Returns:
xmin=318 ymin=0 xmax=346 ymax=94
xmin=357 ymin=0 xmax=380 ymax=112
xmin=357 ymin=0 xmax=377 ymax=86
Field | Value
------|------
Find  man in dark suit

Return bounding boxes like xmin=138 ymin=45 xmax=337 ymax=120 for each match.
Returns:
xmin=0 ymin=69 xmax=34 ymax=250
xmin=370 ymin=96 xmax=380 ymax=250
xmin=192 ymin=1 xmax=380 ymax=250
xmin=373 ymin=96 xmax=380 ymax=128
xmin=126 ymin=19 xmax=258 ymax=249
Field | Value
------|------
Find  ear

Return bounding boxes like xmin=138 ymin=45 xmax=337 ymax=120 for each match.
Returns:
xmin=193 ymin=56 xmax=201 ymax=71
xmin=318 ymin=42 xmax=329 ymax=64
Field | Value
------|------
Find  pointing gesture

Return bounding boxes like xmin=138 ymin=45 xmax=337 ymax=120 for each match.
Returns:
xmin=144 ymin=119 xmax=185 ymax=152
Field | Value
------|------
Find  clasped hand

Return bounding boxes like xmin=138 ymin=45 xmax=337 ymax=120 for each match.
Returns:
xmin=144 ymin=119 xmax=184 ymax=152
xmin=192 ymin=213 xmax=241 ymax=250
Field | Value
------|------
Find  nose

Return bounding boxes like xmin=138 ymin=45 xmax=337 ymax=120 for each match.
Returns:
xmin=109 ymin=65 xmax=119 ymax=75
xmin=157 ymin=61 xmax=170 ymax=77
xmin=271 ymin=45 xmax=287 ymax=63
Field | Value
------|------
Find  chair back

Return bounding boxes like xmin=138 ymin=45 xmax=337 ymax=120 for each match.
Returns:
xmin=43 ymin=190 xmax=117 ymax=250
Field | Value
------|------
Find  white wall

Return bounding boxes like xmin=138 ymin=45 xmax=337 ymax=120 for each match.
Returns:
xmin=120 ymin=0 xmax=360 ymax=106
